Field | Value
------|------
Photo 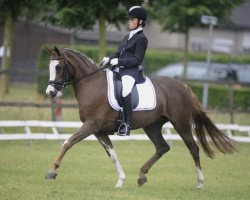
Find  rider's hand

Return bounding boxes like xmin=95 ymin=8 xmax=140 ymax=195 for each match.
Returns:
xmin=110 ymin=58 xmax=118 ymax=66
xmin=102 ymin=57 xmax=110 ymax=66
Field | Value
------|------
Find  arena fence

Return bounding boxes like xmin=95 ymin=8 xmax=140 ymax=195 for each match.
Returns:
xmin=0 ymin=120 xmax=250 ymax=143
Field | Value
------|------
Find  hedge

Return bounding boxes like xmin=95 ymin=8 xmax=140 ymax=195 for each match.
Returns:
xmin=188 ymin=83 xmax=250 ymax=111
xmin=36 ymin=44 xmax=250 ymax=110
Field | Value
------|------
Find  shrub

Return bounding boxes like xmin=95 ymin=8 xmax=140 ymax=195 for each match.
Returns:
xmin=188 ymin=83 xmax=250 ymax=111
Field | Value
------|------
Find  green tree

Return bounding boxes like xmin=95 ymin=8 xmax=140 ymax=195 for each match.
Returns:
xmin=147 ymin=0 xmax=246 ymax=78
xmin=0 ymin=0 xmax=46 ymax=97
xmin=44 ymin=0 xmax=143 ymax=62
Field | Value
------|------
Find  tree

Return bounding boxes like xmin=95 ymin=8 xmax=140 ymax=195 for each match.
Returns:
xmin=44 ymin=0 xmax=143 ymax=62
xmin=0 ymin=0 xmax=46 ymax=97
xmin=147 ymin=0 xmax=246 ymax=78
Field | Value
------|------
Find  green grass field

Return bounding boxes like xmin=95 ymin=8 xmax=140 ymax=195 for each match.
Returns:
xmin=0 ymin=140 xmax=249 ymax=200
xmin=0 ymin=84 xmax=250 ymax=199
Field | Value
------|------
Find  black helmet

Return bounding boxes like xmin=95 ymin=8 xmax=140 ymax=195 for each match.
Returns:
xmin=128 ymin=6 xmax=147 ymax=21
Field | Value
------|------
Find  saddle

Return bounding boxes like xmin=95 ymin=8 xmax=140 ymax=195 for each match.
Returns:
xmin=113 ymin=66 xmax=146 ymax=109
xmin=106 ymin=68 xmax=156 ymax=112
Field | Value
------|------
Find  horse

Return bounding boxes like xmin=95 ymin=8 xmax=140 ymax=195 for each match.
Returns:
xmin=45 ymin=46 xmax=236 ymax=189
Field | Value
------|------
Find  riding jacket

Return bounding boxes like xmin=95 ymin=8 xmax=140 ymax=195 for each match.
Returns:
xmin=109 ymin=30 xmax=148 ymax=81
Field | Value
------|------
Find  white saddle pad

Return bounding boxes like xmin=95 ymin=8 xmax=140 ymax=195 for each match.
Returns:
xmin=106 ymin=69 xmax=156 ymax=111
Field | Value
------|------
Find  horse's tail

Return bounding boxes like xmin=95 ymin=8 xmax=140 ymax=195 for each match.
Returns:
xmin=186 ymin=86 xmax=237 ymax=158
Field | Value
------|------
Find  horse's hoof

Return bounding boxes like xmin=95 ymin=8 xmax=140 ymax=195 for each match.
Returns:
xmin=45 ymin=171 xmax=57 ymax=180
xmin=138 ymin=175 xmax=147 ymax=186
xmin=115 ymin=178 xmax=125 ymax=188
xmin=196 ymin=184 xmax=204 ymax=190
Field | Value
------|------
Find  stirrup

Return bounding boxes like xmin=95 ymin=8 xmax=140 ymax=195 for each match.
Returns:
xmin=117 ymin=122 xmax=130 ymax=136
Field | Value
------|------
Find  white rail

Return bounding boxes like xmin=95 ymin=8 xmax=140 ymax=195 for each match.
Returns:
xmin=0 ymin=120 xmax=250 ymax=142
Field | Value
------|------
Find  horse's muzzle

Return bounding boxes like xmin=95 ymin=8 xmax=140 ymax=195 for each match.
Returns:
xmin=50 ymin=91 xmax=57 ymax=99
xmin=46 ymin=85 xmax=62 ymax=99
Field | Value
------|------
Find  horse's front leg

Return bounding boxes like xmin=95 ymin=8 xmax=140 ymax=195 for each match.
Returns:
xmin=45 ymin=122 xmax=93 ymax=179
xmin=95 ymin=134 xmax=126 ymax=188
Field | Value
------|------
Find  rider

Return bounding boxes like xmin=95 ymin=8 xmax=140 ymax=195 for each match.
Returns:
xmin=102 ymin=6 xmax=148 ymax=136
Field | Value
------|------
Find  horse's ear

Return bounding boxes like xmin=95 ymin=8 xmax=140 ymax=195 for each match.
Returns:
xmin=44 ymin=43 xmax=52 ymax=54
xmin=54 ymin=46 xmax=61 ymax=56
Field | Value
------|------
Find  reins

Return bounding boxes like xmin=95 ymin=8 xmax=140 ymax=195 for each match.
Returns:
xmin=66 ymin=61 xmax=108 ymax=86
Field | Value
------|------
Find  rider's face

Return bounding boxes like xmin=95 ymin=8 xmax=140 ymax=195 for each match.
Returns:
xmin=128 ymin=17 xmax=139 ymax=30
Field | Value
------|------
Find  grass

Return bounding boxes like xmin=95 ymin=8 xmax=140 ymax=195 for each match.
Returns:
xmin=0 ymin=140 xmax=249 ymax=200
xmin=0 ymin=84 xmax=250 ymax=199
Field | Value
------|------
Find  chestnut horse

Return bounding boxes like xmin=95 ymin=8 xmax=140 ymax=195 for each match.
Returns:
xmin=45 ymin=46 xmax=236 ymax=189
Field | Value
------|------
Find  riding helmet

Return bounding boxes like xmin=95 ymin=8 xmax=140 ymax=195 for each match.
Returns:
xmin=128 ymin=6 xmax=147 ymax=21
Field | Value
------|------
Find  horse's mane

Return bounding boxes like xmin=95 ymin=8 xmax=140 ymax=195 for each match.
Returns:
xmin=62 ymin=48 xmax=99 ymax=73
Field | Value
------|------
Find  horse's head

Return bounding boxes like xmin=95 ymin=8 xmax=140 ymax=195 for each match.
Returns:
xmin=45 ymin=46 xmax=70 ymax=99
xmin=45 ymin=46 xmax=101 ymax=99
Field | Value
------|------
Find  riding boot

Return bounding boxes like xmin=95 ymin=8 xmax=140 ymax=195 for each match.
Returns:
xmin=118 ymin=94 xmax=132 ymax=136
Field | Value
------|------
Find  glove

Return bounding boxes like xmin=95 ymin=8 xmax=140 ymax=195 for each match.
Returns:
xmin=110 ymin=58 xmax=118 ymax=66
xmin=102 ymin=57 xmax=110 ymax=66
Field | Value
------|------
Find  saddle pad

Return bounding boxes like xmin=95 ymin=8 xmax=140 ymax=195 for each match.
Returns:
xmin=106 ymin=69 xmax=156 ymax=111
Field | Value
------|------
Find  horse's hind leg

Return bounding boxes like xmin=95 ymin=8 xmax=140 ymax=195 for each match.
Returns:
xmin=174 ymin=122 xmax=204 ymax=189
xmin=139 ymin=119 xmax=170 ymax=186
xmin=95 ymin=134 xmax=125 ymax=188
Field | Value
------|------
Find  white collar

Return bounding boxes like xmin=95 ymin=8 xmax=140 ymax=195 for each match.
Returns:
xmin=128 ymin=27 xmax=143 ymax=40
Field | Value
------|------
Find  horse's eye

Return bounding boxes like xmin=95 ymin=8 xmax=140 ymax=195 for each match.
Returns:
xmin=55 ymin=66 xmax=61 ymax=74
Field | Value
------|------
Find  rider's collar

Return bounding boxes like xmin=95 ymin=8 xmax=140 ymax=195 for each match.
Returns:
xmin=128 ymin=27 xmax=143 ymax=40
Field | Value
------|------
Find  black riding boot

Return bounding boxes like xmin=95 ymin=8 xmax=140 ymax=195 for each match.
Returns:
xmin=118 ymin=94 xmax=132 ymax=136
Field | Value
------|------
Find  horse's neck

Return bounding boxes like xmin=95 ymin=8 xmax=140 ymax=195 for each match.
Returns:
xmin=76 ymin=58 xmax=98 ymax=76
xmin=65 ymin=49 xmax=98 ymax=76
xmin=64 ymin=50 xmax=107 ymax=109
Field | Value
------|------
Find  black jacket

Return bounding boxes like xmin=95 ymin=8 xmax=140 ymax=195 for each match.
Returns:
xmin=109 ymin=30 xmax=148 ymax=80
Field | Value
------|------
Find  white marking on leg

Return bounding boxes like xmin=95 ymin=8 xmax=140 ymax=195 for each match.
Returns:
xmin=62 ymin=138 xmax=69 ymax=148
xmin=108 ymin=148 xmax=126 ymax=188
xmin=196 ymin=166 xmax=204 ymax=189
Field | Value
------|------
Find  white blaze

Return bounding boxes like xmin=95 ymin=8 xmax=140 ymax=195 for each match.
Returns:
xmin=46 ymin=60 xmax=62 ymax=97
xmin=48 ymin=60 xmax=59 ymax=81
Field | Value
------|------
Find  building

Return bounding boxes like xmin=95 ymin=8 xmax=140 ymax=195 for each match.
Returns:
xmin=189 ymin=0 xmax=250 ymax=54
xmin=146 ymin=0 xmax=250 ymax=54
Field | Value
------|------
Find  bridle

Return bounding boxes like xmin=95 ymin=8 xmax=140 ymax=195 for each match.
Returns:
xmin=48 ymin=54 xmax=107 ymax=91
xmin=48 ymin=56 xmax=70 ymax=91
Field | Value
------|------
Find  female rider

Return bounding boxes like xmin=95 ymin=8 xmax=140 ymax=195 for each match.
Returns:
xmin=102 ymin=6 xmax=148 ymax=136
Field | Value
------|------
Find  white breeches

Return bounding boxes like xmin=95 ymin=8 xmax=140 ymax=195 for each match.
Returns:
xmin=121 ymin=75 xmax=135 ymax=97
